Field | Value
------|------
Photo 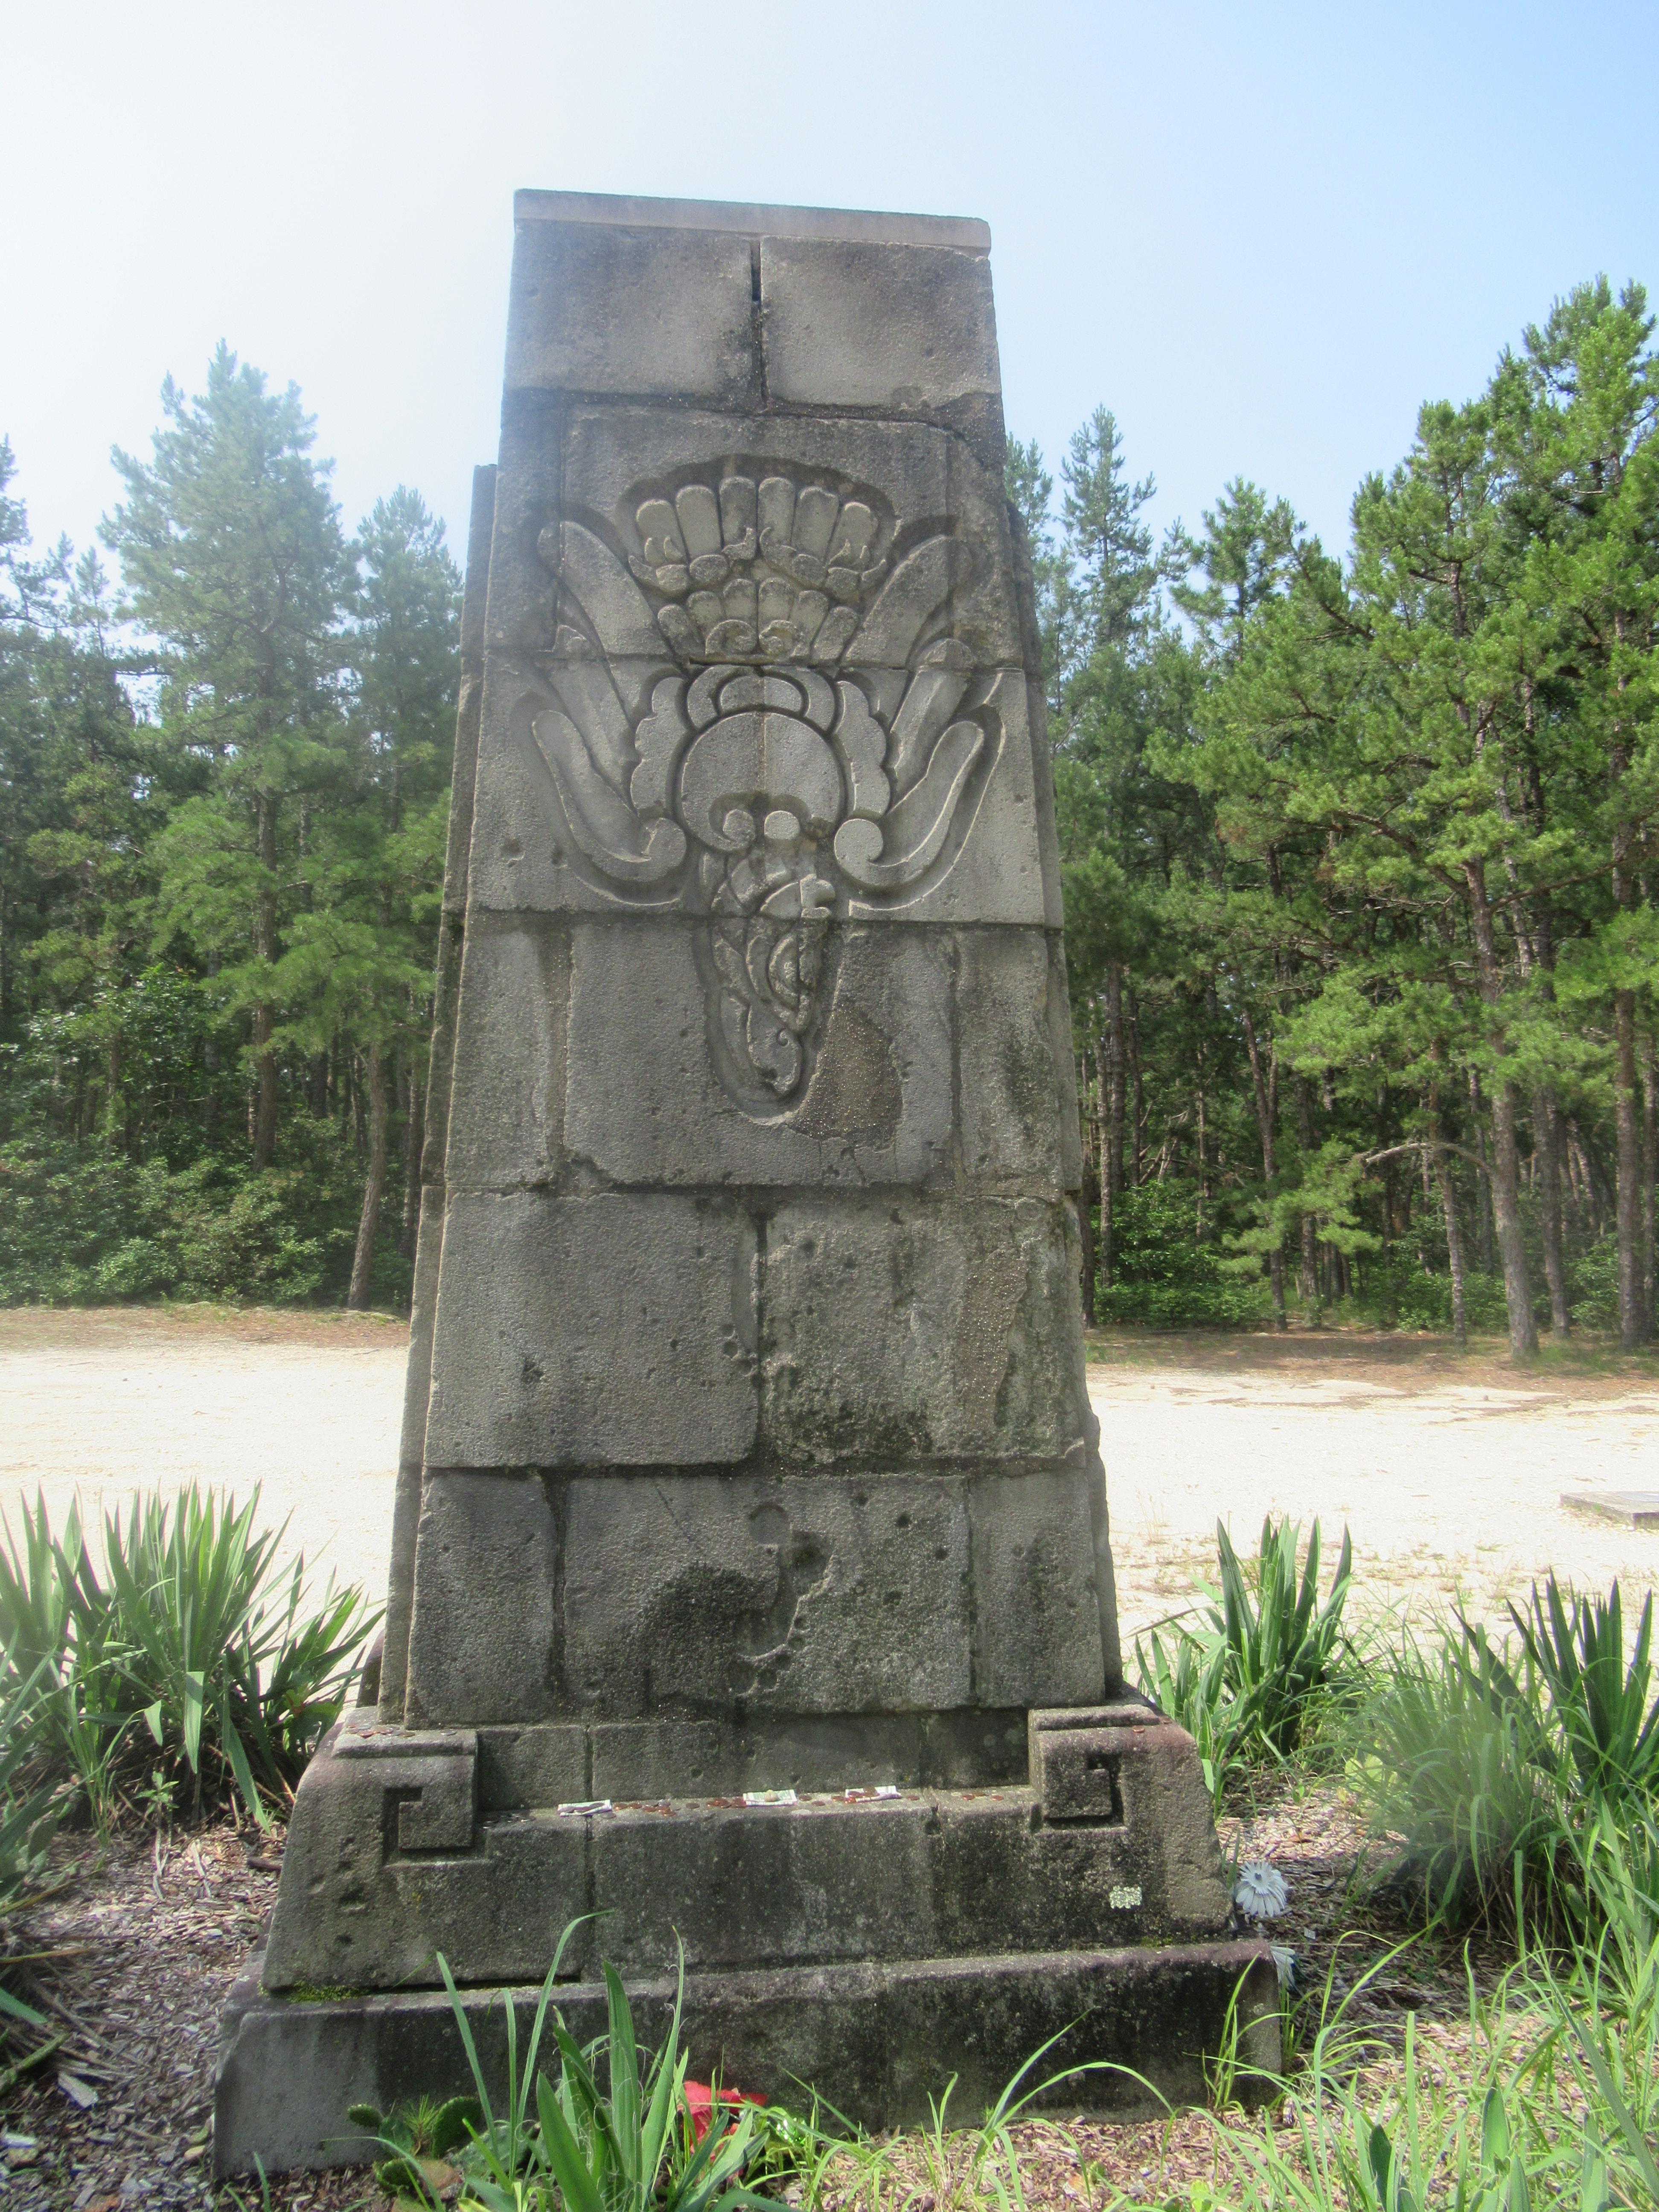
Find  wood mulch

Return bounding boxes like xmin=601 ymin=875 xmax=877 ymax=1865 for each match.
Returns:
xmin=0 ymin=1781 xmax=1496 ymax=2212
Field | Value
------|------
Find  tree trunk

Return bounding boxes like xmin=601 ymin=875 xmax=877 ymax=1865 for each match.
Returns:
xmin=1438 ymin=1153 xmax=1467 ymax=1350
xmin=399 ymin=1067 xmax=422 ymax=1262
xmin=1127 ymin=984 xmax=1145 ymax=1187
xmin=1643 ymin=1033 xmax=1657 ymax=1327
xmin=1610 ymin=629 xmax=1648 ymax=1348
xmin=1469 ymin=1069 xmax=1496 ymax=1274
xmin=1534 ymin=1087 xmax=1570 ymax=1339
xmin=251 ymin=790 xmax=279 ymax=1169
xmin=1296 ymin=1076 xmax=1319 ymax=1317
xmin=348 ymin=1040 xmax=389 ymax=1310
xmin=1241 ymin=1007 xmax=1286 ymax=1331
xmin=1430 ymin=1080 xmax=1467 ymax=1349
xmin=1463 ymin=860 xmax=1536 ymax=1356
xmin=1078 ymin=1161 xmax=1098 ymax=1324
xmin=1103 ymin=980 xmax=1126 ymax=1284
xmin=1614 ymin=989 xmax=1649 ymax=1349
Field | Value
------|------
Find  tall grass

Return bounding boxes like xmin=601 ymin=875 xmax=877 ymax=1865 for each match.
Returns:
xmin=1349 ymin=1576 xmax=1659 ymax=1935
xmin=0 ymin=1485 xmax=378 ymax=1829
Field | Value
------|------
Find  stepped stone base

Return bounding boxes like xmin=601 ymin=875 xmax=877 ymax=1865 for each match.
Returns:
xmin=214 ymin=1939 xmax=1281 ymax=2177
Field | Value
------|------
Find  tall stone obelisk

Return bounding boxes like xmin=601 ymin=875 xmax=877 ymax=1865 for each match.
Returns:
xmin=215 ymin=193 xmax=1275 ymax=2176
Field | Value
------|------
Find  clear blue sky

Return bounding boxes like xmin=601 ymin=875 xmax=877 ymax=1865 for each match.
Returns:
xmin=6 ymin=0 xmax=1654 ymax=578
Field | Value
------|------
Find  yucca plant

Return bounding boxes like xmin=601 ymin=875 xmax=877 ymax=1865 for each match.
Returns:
xmin=1134 ymin=1516 xmax=1353 ymax=1802
xmin=1135 ymin=1618 xmax=1237 ymax=1806
xmin=101 ymin=1485 xmax=377 ymax=1821
xmin=1216 ymin=1516 xmax=1354 ymax=1761
xmin=1502 ymin=1578 xmax=1659 ymax=1806
xmin=0 ymin=1485 xmax=376 ymax=1829
xmin=1349 ymin=1618 xmax=1560 ymax=1929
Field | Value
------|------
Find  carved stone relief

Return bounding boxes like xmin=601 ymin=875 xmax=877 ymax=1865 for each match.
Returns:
xmin=527 ymin=466 xmax=1005 ymax=1116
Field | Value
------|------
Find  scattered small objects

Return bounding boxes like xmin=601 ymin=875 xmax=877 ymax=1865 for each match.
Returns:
xmin=1234 ymin=1860 xmax=1290 ymax=1918
xmin=741 ymin=1789 xmax=797 ymax=1807
xmin=1562 ymin=1489 xmax=1659 ymax=1530
xmin=57 ymin=2068 xmax=99 ymax=2107
xmin=555 ymin=1799 xmax=614 ymax=1817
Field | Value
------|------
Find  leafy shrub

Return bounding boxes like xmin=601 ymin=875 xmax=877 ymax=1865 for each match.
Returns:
xmin=1344 ymin=1247 xmax=1510 ymax=1334
xmin=1136 ymin=1516 xmax=1354 ymax=1804
xmin=1095 ymin=1179 xmax=1270 ymax=1328
xmin=0 ymin=1486 xmax=378 ymax=1828
xmin=0 ymin=1118 xmax=403 ymax=1308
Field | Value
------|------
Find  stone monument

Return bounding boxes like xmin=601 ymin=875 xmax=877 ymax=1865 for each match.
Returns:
xmin=215 ymin=192 xmax=1276 ymax=2176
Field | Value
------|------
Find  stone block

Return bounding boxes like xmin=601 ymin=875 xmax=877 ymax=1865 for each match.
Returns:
xmin=956 ymin=928 xmax=1077 ymax=1189
xmin=465 ymin=652 xmax=690 ymax=917
xmin=968 ymin=1470 xmax=1108 ymax=1708
xmin=505 ymin=219 xmax=754 ymax=401
xmin=443 ymin=914 xmax=569 ymax=1193
xmin=845 ymin=671 xmax=1056 ymax=926
xmin=1030 ymin=1705 xmax=1232 ymax=1926
xmin=761 ymin=1199 xmax=1090 ymax=1463
xmin=562 ymin=1474 xmax=971 ymax=1718
xmin=590 ymin=1796 xmax=935 ymax=1972
xmin=405 ymin=1474 xmax=558 ymax=1726
xmin=563 ymin=920 xmax=952 ymax=1189
xmin=477 ymin=1725 xmax=588 ymax=1811
xmin=758 ymin=236 xmax=999 ymax=415
xmin=482 ymin=393 xmax=565 ymax=657
xmin=588 ymin=1708 xmax=1028 ymax=1800
xmin=424 ymin=1192 xmax=758 ymax=1468
xmin=216 ymin=1940 xmax=1280 ymax=2174
xmin=559 ymin=408 xmax=952 ymax=601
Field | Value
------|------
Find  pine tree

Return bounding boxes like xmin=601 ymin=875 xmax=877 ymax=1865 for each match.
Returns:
xmin=105 ymin=346 xmax=353 ymax=1168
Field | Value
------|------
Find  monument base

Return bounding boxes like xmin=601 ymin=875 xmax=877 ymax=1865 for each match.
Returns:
xmin=214 ymin=1939 xmax=1281 ymax=2177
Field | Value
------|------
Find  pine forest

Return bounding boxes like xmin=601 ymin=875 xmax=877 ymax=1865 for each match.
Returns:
xmin=2 ymin=282 xmax=1656 ymax=1350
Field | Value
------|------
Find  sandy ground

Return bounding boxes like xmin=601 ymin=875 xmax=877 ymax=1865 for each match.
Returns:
xmin=0 ymin=1307 xmax=408 ymax=1607
xmin=2 ymin=1309 xmax=1657 ymax=1642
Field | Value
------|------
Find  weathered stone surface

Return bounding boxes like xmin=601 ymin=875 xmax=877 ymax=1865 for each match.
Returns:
xmin=506 ymin=219 xmax=754 ymax=400
xmin=562 ymin=1474 xmax=971 ymax=1717
xmin=761 ymin=1199 xmax=1090 ymax=1462
xmin=842 ymin=672 xmax=1057 ymax=926
xmin=563 ymin=920 xmax=952 ymax=1188
xmin=425 ymin=1193 xmax=758 ymax=1467
xmin=443 ymin=913 xmax=569 ymax=1192
xmin=405 ymin=1474 xmax=558 ymax=1725
xmin=477 ymin=1723 xmax=586 ymax=1811
xmin=956 ymin=928 xmax=1078 ymax=1189
xmin=218 ymin=1942 xmax=1280 ymax=2174
xmin=758 ymin=234 xmax=1000 ymax=424
xmin=968 ymin=1470 xmax=1108 ymax=1707
xmin=587 ymin=1708 xmax=1029 ymax=1799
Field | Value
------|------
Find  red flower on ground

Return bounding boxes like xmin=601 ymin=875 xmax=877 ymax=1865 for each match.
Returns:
xmin=681 ymin=2079 xmax=765 ymax=2143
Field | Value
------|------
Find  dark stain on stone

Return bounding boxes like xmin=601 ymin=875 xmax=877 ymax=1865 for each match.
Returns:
xmin=792 ymin=1001 xmax=901 ymax=1142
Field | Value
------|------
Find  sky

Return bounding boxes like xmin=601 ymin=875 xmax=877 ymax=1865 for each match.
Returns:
xmin=6 ymin=0 xmax=1655 ymax=580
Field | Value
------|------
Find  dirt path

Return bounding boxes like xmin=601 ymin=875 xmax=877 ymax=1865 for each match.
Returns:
xmin=3 ymin=1310 xmax=1656 ymax=1644
xmin=0 ymin=1307 xmax=407 ymax=1606
xmin=1091 ymin=1330 xmax=1659 ymax=1646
